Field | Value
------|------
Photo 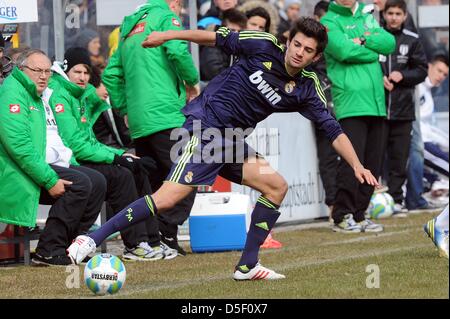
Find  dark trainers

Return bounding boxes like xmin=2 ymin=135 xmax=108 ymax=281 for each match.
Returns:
xmin=161 ymin=236 xmax=187 ymax=256
xmin=32 ymin=254 xmax=73 ymax=266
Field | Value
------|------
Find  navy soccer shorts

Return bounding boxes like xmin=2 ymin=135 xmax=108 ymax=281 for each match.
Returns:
xmin=165 ymin=117 xmax=261 ymax=186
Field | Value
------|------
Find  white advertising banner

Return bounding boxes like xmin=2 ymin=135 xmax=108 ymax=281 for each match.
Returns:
xmin=96 ymin=0 xmax=146 ymax=26
xmin=232 ymin=113 xmax=329 ymax=223
xmin=0 ymin=0 xmax=37 ymax=24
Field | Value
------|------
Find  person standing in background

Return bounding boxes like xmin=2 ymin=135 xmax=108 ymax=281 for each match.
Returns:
xmin=380 ymin=0 xmax=428 ymax=217
xmin=406 ymin=54 xmax=449 ymax=211
xmin=321 ymin=0 xmax=396 ymax=233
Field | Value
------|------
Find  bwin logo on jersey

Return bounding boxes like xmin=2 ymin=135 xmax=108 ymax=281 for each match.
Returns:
xmin=249 ymin=71 xmax=281 ymax=105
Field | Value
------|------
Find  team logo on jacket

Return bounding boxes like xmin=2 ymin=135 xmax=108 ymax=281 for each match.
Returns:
xmin=399 ymin=44 xmax=409 ymax=56
xmin=81 ymin=116 xmax=87 ymax=123
xmin=184 ymin=171 xmax=194 ymax=184
xmin=172 ymin=18 xmax=180 ymax=27
xmin=285 ymin=81 xmax=296 ymax=93
xmin=9 ymin=104 xmax=20 ymax=113
xmin=55 ymin=104 xmax=64 ymax=113
xmin=128 ymin=22 xmax=146 ymax=37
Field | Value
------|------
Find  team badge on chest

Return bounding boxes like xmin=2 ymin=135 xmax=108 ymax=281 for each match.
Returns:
xmin=285 ymin=81 xmax=296 ymax=94
xmin=184 ymin=171 xmax=194 ymax=184
xmin=9 ymin=104 xmax=20 ymax=113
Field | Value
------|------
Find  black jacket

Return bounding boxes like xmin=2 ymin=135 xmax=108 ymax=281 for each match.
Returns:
xmin=0 ymin=56 xmax=13 ymax=85
xmin=93 ymin=109 xmax=132 ymax=149
xmin=200 ymin=45 xmax=231 ymax=82
xmin=310 ymin=57 xmax=334 ymax=112
xmin=380 ymin=28 xmax=427 ymax=121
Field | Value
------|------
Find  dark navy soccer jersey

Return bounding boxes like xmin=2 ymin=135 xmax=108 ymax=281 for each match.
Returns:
xmin=182 ymin=27 xmax=343 ymax=142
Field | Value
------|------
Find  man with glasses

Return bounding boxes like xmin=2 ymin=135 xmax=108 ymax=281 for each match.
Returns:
xmin=0 ymin=49 xmax=107 ymax=265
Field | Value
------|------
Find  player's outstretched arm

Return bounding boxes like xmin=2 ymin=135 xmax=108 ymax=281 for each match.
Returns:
xmin=331 ymin=133 xmax=380 ymax=187
xmin=142 ymin=30 xmax=216 ymax=48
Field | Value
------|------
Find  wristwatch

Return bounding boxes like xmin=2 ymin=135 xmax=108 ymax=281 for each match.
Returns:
xmin=359 ymin=36 xmax=367 ymax=46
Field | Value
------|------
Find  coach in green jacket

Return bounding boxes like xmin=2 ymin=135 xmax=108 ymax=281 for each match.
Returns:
xmin=48 ymin=64 xmax=124 ymax=165
xmin=0 ymin=63 xmax=59 ymax=227
xmin=321 ymin=0 xmax=395 ymax=233
xmin=102 ymin=0 xmax=200 ymax=255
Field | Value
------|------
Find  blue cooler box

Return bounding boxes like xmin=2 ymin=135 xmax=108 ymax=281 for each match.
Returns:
xmin=189 ymin=193 xmax=252 ymax=253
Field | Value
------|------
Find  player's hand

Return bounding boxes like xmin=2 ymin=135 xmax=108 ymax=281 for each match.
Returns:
xmin=383 ymin=76 xmax=394 ymax=91
xmin=142 ymin=32 xmax=167 ymax=48
xmin=388 ymin=71 xmax=403 ymax=83
xmin=49 ymin=179 xmax=72 ymax=198
xmin=353 ymin=165 xmax=379 ymax=187
xmin=186 ymin=84 xmax=200 ymax=102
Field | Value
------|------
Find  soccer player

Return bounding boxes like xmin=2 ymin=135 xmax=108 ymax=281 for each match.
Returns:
xmin=68 ymin=17 xmax=379 ymax=280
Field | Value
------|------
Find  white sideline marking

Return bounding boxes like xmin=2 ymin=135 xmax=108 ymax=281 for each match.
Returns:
xmin=109 ymin=243 xmax=430 ymax=298
xmin=257 ymin=229 xmax=416 ymax=256
xmin=318 ymin=229 xmax=414 ymax=246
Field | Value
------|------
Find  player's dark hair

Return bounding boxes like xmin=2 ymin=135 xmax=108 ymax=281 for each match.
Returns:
xmin=385 ymin=0 xmax=407 ymax=13
xmin=222 ymin=8 xmax=248 ymax=30
xmin=288 ymin=17 xmax=328 ymax=54
xmin=245 ymin=7 xmax=271 ymax=33
xmin=314 ymin=1 xmax=330 ymax=19
xmin=430 ymin=53 xmax=449 ymax=67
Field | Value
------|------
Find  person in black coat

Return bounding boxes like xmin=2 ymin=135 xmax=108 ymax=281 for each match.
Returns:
xmin=200 ymin=8 xmax=247 ymax=82
xmin=380 ymin=0 xmax=428 ymax=215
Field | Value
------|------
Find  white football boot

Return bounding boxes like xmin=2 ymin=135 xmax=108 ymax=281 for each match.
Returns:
xmin=67 ymin=235 xmax=97 ymax=264
xmin=233 ymin=263 xmax=285 ymax=280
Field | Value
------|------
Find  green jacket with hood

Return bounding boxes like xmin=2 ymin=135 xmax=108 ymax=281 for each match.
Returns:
xmin=321 ymin=1 xmax=396 ymax=120
xmin=47 ymin=63 xmax=124 ymax=165
xmin=102 ymin=0 xmax=199 ymax=139
xmin=0 ymin=68 xmax=59 ymax=227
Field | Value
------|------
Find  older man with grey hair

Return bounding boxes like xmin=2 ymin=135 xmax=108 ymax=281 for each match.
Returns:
xmin=0 ymin=49 xmax=107 ymax=266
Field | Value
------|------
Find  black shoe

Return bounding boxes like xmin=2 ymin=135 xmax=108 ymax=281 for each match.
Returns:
xmin=161 ymin=236 xmax=187 ymax=256
xmin=32 ymin=254 xmax=73 ymax=266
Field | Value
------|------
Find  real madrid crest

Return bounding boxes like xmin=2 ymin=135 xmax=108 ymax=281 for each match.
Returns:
xmin=184 ymin=171 xmax=194 ymax=184
xmin=285 ymin=81 xmax=296 ymax=93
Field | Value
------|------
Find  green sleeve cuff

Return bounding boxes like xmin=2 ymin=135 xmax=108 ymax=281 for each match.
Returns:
xmin=44 ymin=175 xmax=59 ymax=191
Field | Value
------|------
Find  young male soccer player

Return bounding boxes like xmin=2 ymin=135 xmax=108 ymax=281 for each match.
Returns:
xmin=68 ymin=17 xmax=379 ymax=280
